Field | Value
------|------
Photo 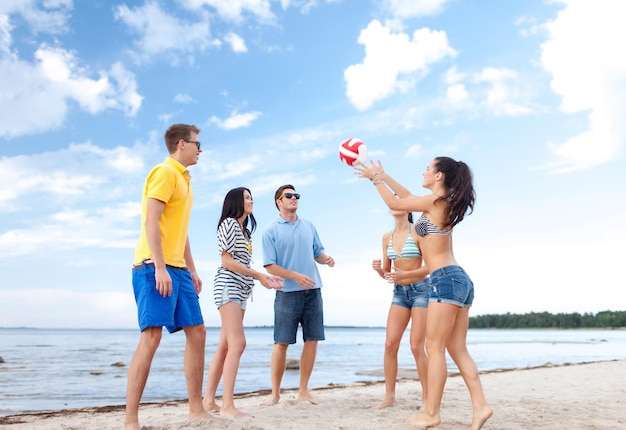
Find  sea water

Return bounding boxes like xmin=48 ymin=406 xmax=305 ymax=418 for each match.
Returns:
xmin=1 ymin=327 xmax=625 ymax=416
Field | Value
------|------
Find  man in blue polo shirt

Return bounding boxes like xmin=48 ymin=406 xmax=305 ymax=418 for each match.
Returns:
xmin=261 ymin=184 xmax=335 ymax=405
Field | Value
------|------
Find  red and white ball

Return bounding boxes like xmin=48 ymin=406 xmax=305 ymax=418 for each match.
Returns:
xmin=339 ymin=138 xmax=367 ymax=166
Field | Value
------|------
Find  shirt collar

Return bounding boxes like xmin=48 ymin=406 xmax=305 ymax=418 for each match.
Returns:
xmin=164 ymin=156 xmax=189 ymax=177
xmin=278 ymin=215 xmax=298 ymax=225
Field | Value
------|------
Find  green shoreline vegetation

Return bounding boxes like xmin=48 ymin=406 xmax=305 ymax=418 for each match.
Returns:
xmin=469 ymin=310 xmax=626 ymax=329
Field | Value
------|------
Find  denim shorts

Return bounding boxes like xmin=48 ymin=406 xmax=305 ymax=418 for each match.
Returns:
xmin=428 ymin=265 xmax=474 ymax=308
xmin=215 ymin=286 xmax=248 ymax=310
xmin=391 ymin=279 xmax=429 ymax=309
xmin=132 ymin=262 xmax=204 ymax=333
xmin=273 ymin=289 xmax=325 ymax=344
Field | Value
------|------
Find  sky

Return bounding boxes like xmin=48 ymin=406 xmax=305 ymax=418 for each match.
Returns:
xmin=1 ymin=0 xmax=625 ymax=329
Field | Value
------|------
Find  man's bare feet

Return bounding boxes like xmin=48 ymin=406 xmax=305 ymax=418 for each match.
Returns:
xmin=372 ymin=398 xmax=395 ymax=409
xmin=122 ymin=421 xmax=140 ymax=430
xmin=470 ymin=405 xmax=493 ymax=430
xmin=262 ymin=395 xmax=280 ymax=406
xmin=189 ymin=410 xmax=214 ymax=421
xmin=406 ymin=412 xmax=441 ymax=429
xmin=297 ymin=390 xmax=319 ymax=405
xmin=202 ymin=398 xmax=221 ymax=412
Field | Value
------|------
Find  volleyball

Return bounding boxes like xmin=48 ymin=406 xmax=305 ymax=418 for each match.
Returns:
xmin=339 ymin=138 xmax=367 ymax=166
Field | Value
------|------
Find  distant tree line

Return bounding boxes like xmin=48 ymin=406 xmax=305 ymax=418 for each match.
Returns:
xmin=469 ymin=311 xmax=626 ymax=329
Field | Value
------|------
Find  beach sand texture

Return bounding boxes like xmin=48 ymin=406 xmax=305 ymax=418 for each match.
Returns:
xmin=1 ymin=360 xmax=624 ymax=430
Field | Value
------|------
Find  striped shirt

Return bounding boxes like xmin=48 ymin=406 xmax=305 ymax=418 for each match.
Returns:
xmin=213 ymin=218 xmax=254 ymax=306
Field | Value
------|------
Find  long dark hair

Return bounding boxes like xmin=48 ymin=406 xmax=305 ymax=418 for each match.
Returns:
xmin=433 ymin=157 xmax=475 ymax=229
xmin=217 ymin=187 xmax=256 ymax=239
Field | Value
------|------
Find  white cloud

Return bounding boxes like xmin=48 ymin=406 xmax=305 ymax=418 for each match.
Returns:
xmin=0 ymin=46 xmax=142 ymax=137
xmin=444 ymin=65 xmax=465 ymax=84
xmin=115 ymin=1 xmax=215 ymax=62
xmin=0 ymin=14 xmax=12 ymax=54
xmin=446 ymin=83 xmax=469 ymax=105
xmin=475 ymin=67 xmax=532 ymax=116
xmin=344 ymin=20 xmax=456 ymax=111
xmin=540 ymin=0 xmax=626 ymax=172
xmin=444 ymin=66 xmax=470 ymax=105
xmin=209 ymin=109 xmax=261 ymax=129
xmin=0 ymin=141 xmax=151 ymax=257
xmin=174 ymin=93 xmax=196 ymax=103
xmin=382 ymin=0 xmax=448 ymax=19
xmin=0 ymin=0 xmax=72 ymax=35
xmin=224 ymin=32 xmax=248 ymax=53
xmin=406 ymin=143 xmax=423 ymax=159
xmin=181 ymin=0 xmax=275 ymax=24
xmin=215 ymin=157 xmax=260 ymax=180
xmin=0 ymin=205 xmax=140 ymax=257
xmin=0 ymin=141 xmax=148 ymax=208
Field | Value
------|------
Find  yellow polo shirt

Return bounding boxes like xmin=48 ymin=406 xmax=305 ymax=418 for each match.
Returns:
xmin=133 ymin=157 xmax=193 ymax=267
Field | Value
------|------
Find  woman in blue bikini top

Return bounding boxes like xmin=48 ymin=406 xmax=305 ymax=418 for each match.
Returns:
xmin=371 ymin=195 xmax=429 ymax=410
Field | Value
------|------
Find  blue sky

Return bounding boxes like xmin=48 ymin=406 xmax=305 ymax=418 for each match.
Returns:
xmin=1 ymin=0 xmax=624 ymax=329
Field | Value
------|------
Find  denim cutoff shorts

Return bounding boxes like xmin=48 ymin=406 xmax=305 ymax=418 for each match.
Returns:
xmin=428 ymin=265 xmax=474 ymax=308
xmin=216 ymin=288 xmax=248 ymax=310
xmin=132 ymin=262 xmax=204 ymax=333
xmin=273 ymin=289 xmax=325 ymax=344
xmin=391 ymin=279 xmax=429 ymax=309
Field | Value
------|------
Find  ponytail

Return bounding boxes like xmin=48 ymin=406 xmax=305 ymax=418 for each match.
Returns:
xmin=433 ymin=157 xmax=475 ymax=228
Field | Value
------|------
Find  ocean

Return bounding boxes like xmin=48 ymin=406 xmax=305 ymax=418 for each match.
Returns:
xmin=1 ymin=327 xmax=625 ymax=416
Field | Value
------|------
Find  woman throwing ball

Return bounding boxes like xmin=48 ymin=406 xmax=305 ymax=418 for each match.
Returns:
xmin=355 ymin=158 xmax=492 ymax=430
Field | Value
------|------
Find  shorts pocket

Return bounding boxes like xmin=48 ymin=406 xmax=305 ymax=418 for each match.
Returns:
xmin=450 ymin=276 xmax=469 ymax=303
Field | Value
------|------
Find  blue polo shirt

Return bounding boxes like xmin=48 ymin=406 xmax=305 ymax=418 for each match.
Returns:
xmin=262 ymin=216 xmax=325 ymax=293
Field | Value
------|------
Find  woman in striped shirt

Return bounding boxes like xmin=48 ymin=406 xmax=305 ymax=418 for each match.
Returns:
xmin=203 ymin=187 xmax=282 ymax=417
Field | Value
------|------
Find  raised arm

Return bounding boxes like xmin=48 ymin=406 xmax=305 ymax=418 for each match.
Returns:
xmin=354 ymin=160 xmax=437 ymax=213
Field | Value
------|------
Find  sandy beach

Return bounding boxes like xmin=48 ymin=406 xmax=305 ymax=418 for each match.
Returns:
xmin=1 ymin=360 xmax=624 ymax=430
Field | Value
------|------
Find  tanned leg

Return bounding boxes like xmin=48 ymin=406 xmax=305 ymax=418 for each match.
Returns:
xmin=374 ymin=305 xmax=410 ymax=409
xmin=406 ymin=303 xmax=458 ymax=428
xmin=217 ymin=303 xmax=249 ymax=417
xmin=446 ymin=307 xmax=493 ymax=430
xmin=409 ymin=307 xmax=429 ymax=408
xmin=263 ymin=343 xmax=288 ymax=405
xmin=182 ymin=324 xmax=212 ymax=421
xmin=123 ymin=327 xmax=162 ymax=430
xmin=203 ymin=329 xmax=226 ymax=412
xmin=298 ymin=340 xmax=319 ymax=404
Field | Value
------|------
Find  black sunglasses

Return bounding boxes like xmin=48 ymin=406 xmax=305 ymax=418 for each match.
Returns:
xmin=183 ymin=139 xmax=201 ymax=150
xmin=279 ymin=193 xmax=300 ymax=200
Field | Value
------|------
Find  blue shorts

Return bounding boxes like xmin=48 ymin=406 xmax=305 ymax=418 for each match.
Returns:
xmin=273 ymin=289 xmax=325 ymax=344
xmin=428 ymin=265 xmax=474 ymax=308
xmin=132 ymin=262 xmax=204 ymax=333
xmin=391 ymin=279 xmax=429 ymax=309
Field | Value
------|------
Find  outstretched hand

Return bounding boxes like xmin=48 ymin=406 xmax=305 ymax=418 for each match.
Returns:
xmin=260 ymin=274 xmax=284 ymax=290
xmin=354 ymin=160 xmax=385 ymax=180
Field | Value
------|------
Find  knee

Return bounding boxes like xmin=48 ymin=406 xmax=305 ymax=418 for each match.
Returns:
xmin=186 ymin=324 xmax=207 ymax=344
xmin=424 ymin=338 xmax=445 ymax=356
xmin=446 ymin=343 xmax=467 ymax=361
xmin=232 ymin=337 xmax=247 ymax=355
xmin=141 ymin=328 xmax=163 ymax=350
xmin=409 ymin=341 xmax=425 ymax=358
xmin=384 ymin=339 xmax=400 ymax=354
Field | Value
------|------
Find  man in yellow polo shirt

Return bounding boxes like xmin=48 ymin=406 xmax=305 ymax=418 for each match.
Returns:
xmin=124 ymin=123 xmax=211 ymax=430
